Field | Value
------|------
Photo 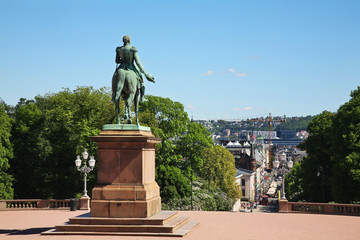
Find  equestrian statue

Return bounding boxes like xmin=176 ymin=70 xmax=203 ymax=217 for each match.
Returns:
xmin=112 ymin=35 xmax=155 ymax=125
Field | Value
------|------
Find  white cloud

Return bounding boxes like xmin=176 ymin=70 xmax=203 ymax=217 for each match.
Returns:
xmin=234 ymin=106 xmax=253 ymax=111
xmin=187 ymin=104 xmax=195 ymax=110
xmin=202 ymin=70 xmax=214 ymax=76
xmin=243 ymin=106 xmax=253 ymax=111
xmin=236 ymin=72 xmax=248 ymax=77
xmin=202 ymin=68 xmax=248 ymax=77
xmin=224 ymin=68 xmax=248 ymax=77
xmin=227 ymin=68 xmax=236 ymax=73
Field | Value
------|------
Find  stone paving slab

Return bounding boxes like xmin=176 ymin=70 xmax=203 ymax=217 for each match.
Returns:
xmin=1 ymin=209 xmax=360 ymax=240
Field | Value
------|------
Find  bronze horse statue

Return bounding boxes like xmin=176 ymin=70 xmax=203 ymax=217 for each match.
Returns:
xmin=111 ymin=35 xmax=155 ymax=125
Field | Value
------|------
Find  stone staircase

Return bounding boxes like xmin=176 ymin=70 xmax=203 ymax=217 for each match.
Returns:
xmin=42 ymin=211 xmax=199 ymax=237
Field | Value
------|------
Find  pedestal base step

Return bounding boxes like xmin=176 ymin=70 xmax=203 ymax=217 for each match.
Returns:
xmin=41 ymin=211 xmax=199 ymax=237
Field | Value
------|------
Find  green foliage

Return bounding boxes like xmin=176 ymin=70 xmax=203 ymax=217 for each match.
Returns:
xmin=161 ymin=178 xmax=233 ymax=211
xmin=201 ymin=146 xmax=240 ymax=200
xmin=208 ymin=116 xmax=313 ymax=135
xmin=285 ymin=162 xmax=304 ymax=201
xmin=139 ymin=96 xmax=237 ymax=207
xmin=156 ymin=164 xmax=191 ymax=201
xmin=139 ymin=95 xmax=189 ymax=139
xmin=176 ymin=122 xmax=214 ymax=173
xmin=7 ymin=91 xmax=238 ymax=208
xmin=10 ymin=102 xmax=51 ymax=198
xmin=0 ymin=104 xmax=14 ymax=199
xmin=331 ymin=87 xmax=360 ymax=202
xmin=298 ymin=87 xmax=360 ymax=203
xmin=10 ymin=86 xmax=114 ymax=199
xmin=276 ymin=115 xmax=314 ymax=131
xmin=139 ymin=96 xmax=192 ymax=201
xmin=297 ymin=111 xmax=333 ymax=202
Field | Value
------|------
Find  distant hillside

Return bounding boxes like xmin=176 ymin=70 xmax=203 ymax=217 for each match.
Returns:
xmin=196 ymin=115 xmax=314 ymax=135
xmin=275 ymin=115 xmax=314 ymax=131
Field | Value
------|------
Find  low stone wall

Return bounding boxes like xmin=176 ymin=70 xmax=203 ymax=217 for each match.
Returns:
xmin=279 ymin=200 xmax=360 ymax=216
xmin=0 ymin=199 xmax=79 ymax=210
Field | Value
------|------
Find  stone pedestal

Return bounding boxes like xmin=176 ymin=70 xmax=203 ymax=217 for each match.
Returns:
xmin=278 ymin=199 xmax=290 ymax=213
xmin=79 ymin=196 xmax=90 ymax=210
xmin=42 ymin=125 xmax=200 ymax=237
xmin=90 ymin=127 xmax=162 ymax=218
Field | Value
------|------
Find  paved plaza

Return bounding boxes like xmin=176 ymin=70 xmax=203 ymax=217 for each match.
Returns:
xmin=0 ymin=209 xmax=359 ymax=240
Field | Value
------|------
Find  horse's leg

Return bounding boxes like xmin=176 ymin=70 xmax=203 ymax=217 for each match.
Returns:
xmin=112 ymin=69 xmax=125 ymax=124
xmin=123 ymin=94 xmax=130 ymax=122
xmin=134 ymin=89 xmax=140 ymax=125
xmin=115 ymin=98 xmax=120 ymax=124
xmin=125 ymin=93 xmax=134 ymax=124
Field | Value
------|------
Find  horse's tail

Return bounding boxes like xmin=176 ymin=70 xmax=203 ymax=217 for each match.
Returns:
xmin=111 ymin=71 xmax=118 ymax=102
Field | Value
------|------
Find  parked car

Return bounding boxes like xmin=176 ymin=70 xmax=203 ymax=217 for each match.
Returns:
xmin=260 ymin=195 xmax=269 ymax=205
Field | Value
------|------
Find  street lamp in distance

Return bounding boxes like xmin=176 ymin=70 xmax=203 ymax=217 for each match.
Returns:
xmin=272 ymin=151 xmax=293 ymax=200
xmin=75 ymin=149 xmax=96 ymax=210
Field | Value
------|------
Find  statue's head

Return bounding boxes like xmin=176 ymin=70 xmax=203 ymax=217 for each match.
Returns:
xmin=123 ymin=35 xmax=131 ymax=44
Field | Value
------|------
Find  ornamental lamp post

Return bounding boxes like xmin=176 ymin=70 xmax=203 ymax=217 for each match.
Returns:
xmin=272 ymin=150 xmax=293 ymax=200
xmin=75 ymin=149 xmax=96 ymax=197
xmin=317 ymin=166 xmax=325 ymax=203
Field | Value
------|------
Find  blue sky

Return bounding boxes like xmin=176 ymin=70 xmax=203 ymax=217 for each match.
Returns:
xmin=1 ymin=0 xmax=359 ymax=120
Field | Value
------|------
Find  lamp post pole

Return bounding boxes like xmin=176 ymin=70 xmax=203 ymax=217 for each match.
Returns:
xmin=317 ymin=166 xmax=325 ymax=203
xmin=75 ymin=149 xmax=96 ymax=197
xmin=272 ymin=151 xmax=293 ymax=200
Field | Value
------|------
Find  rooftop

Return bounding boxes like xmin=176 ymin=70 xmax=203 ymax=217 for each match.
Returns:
xmin=0 ymin=209 xmax=359 ymax=240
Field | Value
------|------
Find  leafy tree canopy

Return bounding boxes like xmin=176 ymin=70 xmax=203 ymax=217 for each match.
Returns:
xmin=201 ymin=145 xmax=240 ymax=200
xmin=0 ymin=104 xmax=14 ymax=199
xmin=290 ymin=87 xmax=360 ymax=203
xmin=10 ymin=86 xmax=114 ymax=198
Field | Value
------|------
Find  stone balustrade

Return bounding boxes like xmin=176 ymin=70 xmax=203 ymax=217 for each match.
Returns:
xmin=279 ymin=199 xmax=360 ymax=216
xmin=0 ymin=199 xmax=78 ymax=210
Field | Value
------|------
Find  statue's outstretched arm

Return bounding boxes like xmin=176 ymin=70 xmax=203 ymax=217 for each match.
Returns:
xmin=134 ymin=51 xmax=146 ymax=74
xmin=134 ymin=51 xmax=155 ymax=83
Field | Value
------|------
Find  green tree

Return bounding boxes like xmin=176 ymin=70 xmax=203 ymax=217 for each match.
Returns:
xmin=299 ymin=88 xmax=360 ymax=203
xmin=331 ymin=87 xmax=360 ymax=202
xmin=299 ymin=111 xmax=334 ymax=202
xmin=10 ymin=87 xmax=114 ymax=199
xmin=10 ymin=102 xmax=51 ymax=198
xmin=285 ymin=162 xmax=304 ymax=201
xmin=139 ymin=95 xmax=189 ymax=139
xmin=139 ymin=96 xmax=191 ymax=201
xmin=154 ymin=139 xmax=191 ymax=200
xmin=176 ymin=122 xmax=214 ymax=175
xmin=201 ymin=145 xmax=240 ymax=200
xmin=156 ymin=164 xmax=191 ymax=201
xmin=0 ymin=104 xmax=14 ymax=199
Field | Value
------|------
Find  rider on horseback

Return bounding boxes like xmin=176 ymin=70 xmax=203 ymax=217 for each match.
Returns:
xmin=114 ymin=35 xmax=155 ymax=102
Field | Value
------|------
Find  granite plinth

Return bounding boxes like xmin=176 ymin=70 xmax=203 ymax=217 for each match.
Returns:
xmin=90 ymin=129 xmax=162 ymax=218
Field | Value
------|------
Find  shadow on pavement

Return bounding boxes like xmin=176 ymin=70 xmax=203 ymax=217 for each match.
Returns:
xmin=0 ymin=227 xmax=52 ymax=235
